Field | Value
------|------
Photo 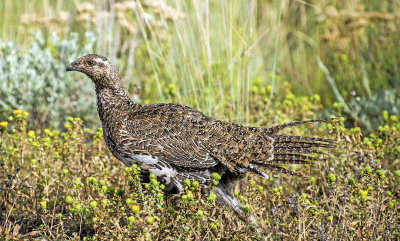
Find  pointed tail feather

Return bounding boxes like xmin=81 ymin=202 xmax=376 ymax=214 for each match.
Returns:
xmin=274 ymin=147 xmax=328 ymax=155
xmin=272 ymin=134 xmax=335 ymax=145
xmin=265 ymin=118 xmax=337 ymax=134
xmin=252 ymin=154 xmax=325 ymax=166
xmin=274 ymin=141 xmax=332 ymax=149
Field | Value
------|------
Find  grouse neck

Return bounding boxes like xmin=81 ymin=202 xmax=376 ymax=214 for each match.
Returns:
xmin=95 ymin=81 xmax=138 ymax=122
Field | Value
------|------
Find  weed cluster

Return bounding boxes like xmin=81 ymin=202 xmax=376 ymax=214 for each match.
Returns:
xmin=1 ymin=104 xmax=399 ymax=239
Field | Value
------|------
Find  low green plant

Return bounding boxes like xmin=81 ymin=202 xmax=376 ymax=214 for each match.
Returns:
xmin=1 ymin=103 xmax=399 ymax=239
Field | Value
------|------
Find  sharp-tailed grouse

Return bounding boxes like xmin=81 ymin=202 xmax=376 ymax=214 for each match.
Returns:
xmin=66 ymin=54 xmax=334 ymax=227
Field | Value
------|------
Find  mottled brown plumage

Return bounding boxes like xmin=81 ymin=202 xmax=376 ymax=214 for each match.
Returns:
xmin=66 ymin=54 xmax=334 ymax=230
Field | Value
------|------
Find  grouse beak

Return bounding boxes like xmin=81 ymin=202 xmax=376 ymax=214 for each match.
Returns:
xmin=66 ymin=65 xmax=78 ymax=72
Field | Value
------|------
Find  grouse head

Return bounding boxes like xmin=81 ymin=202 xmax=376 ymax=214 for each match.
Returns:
xmin=66 ymin=54 xmax=122 ymax=87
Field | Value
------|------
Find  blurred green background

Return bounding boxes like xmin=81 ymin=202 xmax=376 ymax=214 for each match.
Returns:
xmin=1 ymin=0 xmax=399 ymax=131
xmin=1 ymin=2 xmax=400 ymax=239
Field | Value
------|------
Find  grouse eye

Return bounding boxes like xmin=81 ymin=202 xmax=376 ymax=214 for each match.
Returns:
xmin=87 ymin=60 xmax=95 ymax=66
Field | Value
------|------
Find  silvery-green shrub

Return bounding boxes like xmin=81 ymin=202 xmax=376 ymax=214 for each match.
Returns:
xmin=0 ymin=31 xmax=98 ymax=129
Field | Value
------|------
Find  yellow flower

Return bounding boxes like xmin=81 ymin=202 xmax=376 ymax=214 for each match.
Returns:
xmin=13 ymin=110 xmax=23 ymax=115
xmin=0 ymin=121 xmax=8 ymax=128
xmin=128 ymin=216 xmax=135 ymax=224
xmin=40 ymin=201 xmax=47 ymax=210
xmin=359 ymin=189 xmax=368 ymax=196
xmin=28 ymin=130 xmax=35 ymax=137
xmin=44 ymin=129 xmax=51 ymax=135
xmin=131 ymin=204 xmax=140 ymax=213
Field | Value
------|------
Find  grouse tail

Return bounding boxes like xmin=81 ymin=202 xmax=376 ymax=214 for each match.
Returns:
xmin=248 ymin=119 xmax=335 ymax=178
